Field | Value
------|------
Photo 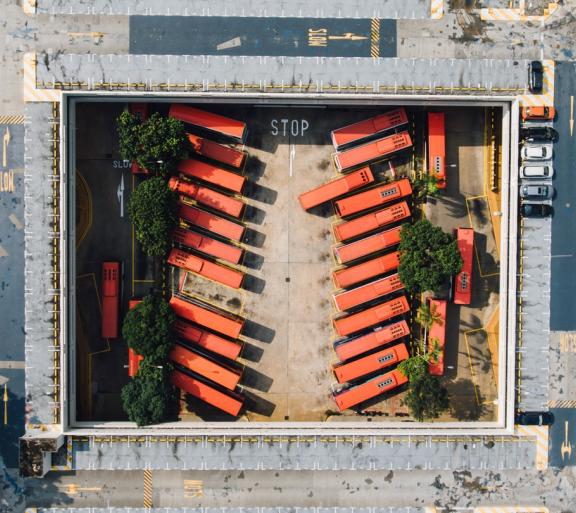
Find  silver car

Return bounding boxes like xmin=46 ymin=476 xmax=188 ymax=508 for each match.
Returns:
xmin=519 ymin=183 xmax=554 ymax=200
xmin=521 ymin=144 xmax=553 ymax=161
xmin=520 ymin=165 xmax=554 ymax=179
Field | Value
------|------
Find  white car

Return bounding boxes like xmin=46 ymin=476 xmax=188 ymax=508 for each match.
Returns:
xmin=521 ymin=144 xmax=553 ymax=161
xmin=520 ymin=165 xmax=554 ymax=179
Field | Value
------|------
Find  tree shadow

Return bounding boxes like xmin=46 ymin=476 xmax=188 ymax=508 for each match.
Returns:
xmin=446 ymin=378 xmax=487 ymax=421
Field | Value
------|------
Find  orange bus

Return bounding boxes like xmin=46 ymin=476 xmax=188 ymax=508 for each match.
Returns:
xmin=334 ymin=132 xmax=412 ymax=171
xmin=333 ymin=296 xmax=410 ymax=337
xmin=129 ymin=103 xmax=149 ymax=175
xmin=178 ymin=159 xmax=246 ymax=194
xmin=170 ymin=344 xmax=242 ymax=390
xmin=333 ymin=369 xmax=408 ymax=411
xmin=334 ymin=274 xmax=404 ymax=312
xmin=167 ymin=248 xmax=244 ymax=289
xmin=298 ymin=167 xmax=374 ymax=211
xmin=173 ymin=227 xmax=243 ymax=266
xmin=170 ymin=177 xmax=245 ymax=219
xmin=101 ymin=262 xmax=120 ymax=339
xmin=428 ymin=299 xmax=447 ymax=376
xmin=454 ymin=227 xmax=474 ymax=305
xmin=335 ymin=178 xmax=412 ymax=217
xmin=428 ymin=112 xmax=446 ymax=189
xmin=331 ymin=108 xmax=409 ymax=150
xmin=169 ymin=295 xmax=244 ymax=339
xmin=334 ymin=226 xmax=402 ymax=265
xmin=333 ymin=343 xmax=409 ymax=384
xmin=174 ymin=319 xmax=243 ymax=361
xmin=333 ymin=251 xmax=400 ymax=290
xmin=172 ymin=369 xmax=244 ymax=417
xmin=334 ymin=320 xmax=410 ymax=362
xmin=333 ymin=202 xmax=410 ymax=242
xmin=169 ymin=104 xmax=248 ymax=142
xmin=188 ymin=133 xmax=246 ymax=169
xmin=179 ymin=204 xmax=245 ymax=242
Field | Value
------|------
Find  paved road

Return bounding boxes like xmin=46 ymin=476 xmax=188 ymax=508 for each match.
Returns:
xmin=549 ymin=408 xmax=576 ymax=468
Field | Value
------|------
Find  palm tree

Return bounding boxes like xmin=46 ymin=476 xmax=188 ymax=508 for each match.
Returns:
xmin=416 ymin=302 xmax=444 ymax=330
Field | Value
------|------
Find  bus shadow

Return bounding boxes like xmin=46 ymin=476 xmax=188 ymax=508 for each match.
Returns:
xmin=240 ymin=341 xmax=264 ymax=363
xmin=242 ymin=274 xmax=266 ymax=294
xmin=242 ymin=250 xmax=264 ymax=270
xmin=240 ymin=367 xmax=273 ymax=393
xmin=244 ymin=204 xmax=267 ymax=225
xmin=242 ymin=227 xmax=266 ymax=248
xmin=243 ymin=154 xmax=267 ymax=182
xmin=242 ymin=319 xmax=275 ymax=343
xmin=307 ymin=203 xmax=337 ymax=219
xmin=242 ymin=389 xmax=276 ymax=417
xmin=243 ymin=182 xmax=278 ymax=205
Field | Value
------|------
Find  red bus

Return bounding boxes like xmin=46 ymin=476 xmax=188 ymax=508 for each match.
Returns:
xmin=334 ymin=320 xmax=410 ymax=362
xmin=170 ymin=344 xmax=241 ymax=390
xmin=334 ymin=274 xmax=404 ymax=312
xmin=428 ymin=112 xmax=446 ymax=189
xmin=173 ymin=227 xmax=243 ymax=266
xmin=333 ymin=296 xmax=410 ymax=337
xmin=129 ymin=103 xmax=149 ymax=175
xmin=167 ymin=248 xmax=244 ymax=289
xmin=428 ymin=299 xmax=447 ymax=376
xmin=331 ymin=108 xmax=409 ymax=150
xmin=188 ymin=133 xmax=246 ymax=169
xmin=334 ymin=132 xmax=412 ymax=171
xmin=174 ymin=319 xmax=242 ymax=361
xmin=101 ymin=262 xmax=120 ymax=339
xmin=334 ymin=226 xmax=402 ymax=265
xmin=298 ymin=167 xmax=374 ymax=211
xmin=178 ymin=159 xmax=246 ymax=194
xmin=179 ymin=204 xmax=245 ymax=242
xmin=170 ymin=177 xmax=245 ymax=219
xmin=333 ymin=343 xmax=409 ymax=384
xmin=454 ymin=227 xmax=474 ymax=305
xmin=170 ymin=295 xmax=244 ymax=339
xmin=172 ymin=369 xmax=244 ymax=417
xmin=333 ymin=251 xmax=400 ymax=290
xmin=335 ymin=178 xmax=412 ymax=217
xmin=169 ymin=104 xmax=248 ymax=142
xmin=333 ymin=369 xmax=408 ymax=411
xmin=333 ymin=202 xmax=410 ymax=242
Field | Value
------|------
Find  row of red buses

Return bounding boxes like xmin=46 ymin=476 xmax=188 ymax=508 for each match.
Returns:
xmin=454 ymin=227 xmax=474 ymax=305
xmin=334 ymin=132 xmax=412 ymax=171
xmin=172 ymin=369 xmax=244 ymax=417
xmin=298 ymin=167 xmax=374 ymax=211
xmin=170 ymin=344 xmax=242 ymax=391
xmin=169 ymin=104 xmax=248 ymax=142
xmin=334 ymin=226 xmax=402 ymax=265
xmin=334 ymin=178 xmax=412 ymax=217
xmin=178 ymin=159 xmax=246 ymax=194
xmin=179 ymin=204 xmax=245 ymax=242
xmin=173 ymin=227 xmax=243 ymax=266
xmin=101 ymin=261 xmax=120 ymax=339
xmin=428 ymin=299 xmax=447 ymax=376
xmin=333 ymin=369 xmax=408 ymax=411
xmin=333 ymin=202 xmax=410 ymax=242
xmin=333 ymin=274 xmax=404 ymax=312
xmin=333 ymin=251 xmax=400 ymax=290
xmin=333 ymin=343 xmax=409 ymax=384
xmin=167 ymin=248 xmax=244 ymax=289
xmin=174 ymin=319 xmax=243 ymax=361
xmin=170 ymin=295 xmax=244 ymax=339
xmin=333 ymin=320 xmax=410 ymax=362
xmin=187 ymin=133 xmax=246 ymax=169
xmin=333 ymin=296 xmax=410 ymax=337
xmin=170 ymin=177 xmax=245 ymax=219
xmin=428 ymin=112 xmax=446 ymax=189
xmin=331 ymin=108 xmax=409 ymax=150
xmin=129 ymin=103 xmax=149 ymax=175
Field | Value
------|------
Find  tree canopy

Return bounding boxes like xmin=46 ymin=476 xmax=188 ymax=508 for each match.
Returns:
xmin=127 ymin=176 xmax=178 ymax=256
xmin=402 ymin=372 xmax=450 ymax=422
xmin=398 ymin=219 xmax=463 ymax=294
xmin=122 ymin=293 xmax=175 ymax=362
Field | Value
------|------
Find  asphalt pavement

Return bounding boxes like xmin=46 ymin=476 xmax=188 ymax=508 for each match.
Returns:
xmin=549 ymin=408 xmax=576 ymax=468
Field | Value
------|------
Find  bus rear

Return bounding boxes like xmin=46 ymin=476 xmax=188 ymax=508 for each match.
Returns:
xmin=333 ymin=274 xmax=404 ymax=312
xmin=179 ymin=204 xmax=245 ymax=242
xmin=333 ymin=343 xmax=409 ymax=383
xmin=334 ymin=132 xmax=412 ymax=171
xmin=101 ymin=261 xmax=120 ymax=339
xmin=174 ymin=319 xmax=243 ymax=361
xmin=454 ymin=228 xmax=474 ymax=305
xmin=187 ymin=133 xmax=246 ymax=169
xmin=169 ymin=104 xmax=247 ymax=142
xmin=334 ymin=226 xmax=402 ymax=264
xmin=335 ymin=178 xmax=412 ymax=217
xmin=178 ymin=159 xmax=246 ymax=194
xmin=428 ymin=112 xmax=446 ymax=189
xmin=333 ymin=251 xmax=400 ymax=290
xmin=173 ymin=227 xmax=243 ymax=265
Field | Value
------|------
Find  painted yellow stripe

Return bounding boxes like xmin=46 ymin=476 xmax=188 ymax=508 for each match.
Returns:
xmin=23 ymin=53 xmax=61 ymax=103
xmin=0 ymin=115 xmax=24 ymax=124
xmin=370 ymin=19 xmax=380 ymax=58
xmin=143 ymin=469 xmax=153 ymax=508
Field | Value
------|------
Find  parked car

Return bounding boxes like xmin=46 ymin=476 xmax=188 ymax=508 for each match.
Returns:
xmin=521 ymin=106 xmax=555 ymax=121
xmin=519 ymin=164 xmax=554 ymax=179
xmin=529 ymin=61 xmax=544 ymax=93
xmin=520 ymin=183 xmax=554 ymax=200
xmin=521 ymin=144 xmax=553 ymax=161
xmin=520 ymin=126 xmax=558 ymax=142
xmin=515 ymin=411 xmax=554 ymax=426
xmin=521 ymin=203 xmax=553 ymax=217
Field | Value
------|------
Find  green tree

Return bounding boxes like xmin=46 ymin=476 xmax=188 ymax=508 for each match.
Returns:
xmin=128 ymin=176 xmax=178 ymax=256
xmin=413 ymin=174 xmax=439 ymax=199
xmin=121 ymin=361 xmax=177 ymax=426
xmin=398 ymin=219 xmax=463 ymax=294
xmin=403 ymin=372 xmax=450 ymax=422
xmin=416 ymin=302 xmax=444 ymax=330
xmin=398 ymin=354 xmax=429 ymax=383
xmin=122 ymin=293 xmax=175 ymax=362
xmin=117 ymin=110 xmax=141 ymax=164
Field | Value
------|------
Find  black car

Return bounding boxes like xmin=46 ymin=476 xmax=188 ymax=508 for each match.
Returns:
xmin=515 ymin=411 xmax=554 ymax=426
xmin=520 ymin=126 xmax=558 ymax=142
xmin=521 ymin=203 xmax=553 ymax=217
xmin=529 ymin=61 xmax=544 ymax=93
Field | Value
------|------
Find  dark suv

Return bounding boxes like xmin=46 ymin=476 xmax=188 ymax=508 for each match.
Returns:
xmin=515 ymin=411 xmax=554 ymax=426
xmin=529 ymin=61 xmax=543 ymax=93
xmin=520 ymin=126 xmax=557 ymax=142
